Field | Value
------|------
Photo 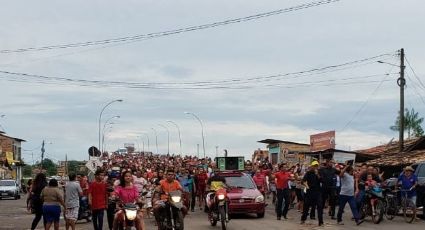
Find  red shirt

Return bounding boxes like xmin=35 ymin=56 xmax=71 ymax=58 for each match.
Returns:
xmin=88 ymin=181 xmax=107 ymax=210
xmin=253 ymin=174 xmax=266 ymax=187
xmin=275 ymin=171 xmax=291 ymax=189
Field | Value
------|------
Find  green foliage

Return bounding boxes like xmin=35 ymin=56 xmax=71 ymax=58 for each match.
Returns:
xmin=390 ymin=108 xmax=424 ymax=138
xmin=22 ymin=165 xmax=33 ymax=177
xmin=34 ymin=158 xmax=57 ymax=176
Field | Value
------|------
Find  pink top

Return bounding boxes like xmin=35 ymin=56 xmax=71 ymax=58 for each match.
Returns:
xmin=115 ymin=185 xmax=139 ymax=204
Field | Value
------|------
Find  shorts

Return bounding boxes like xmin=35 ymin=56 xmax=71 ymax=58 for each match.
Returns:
xmin=43 ymin=205 xmax=61 ymax=223
xmin=295 ymin=188 xmax=304 ymax=201
xmin=65 ymin=207 xmax=79 ymax=220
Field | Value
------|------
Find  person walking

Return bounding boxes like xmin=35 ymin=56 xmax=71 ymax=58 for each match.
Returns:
xmin=274 ymin=163 xmax=292 ymax=220
xmin=41 ymin=179 xmax=66 ymax=230
xmin=301 ymin=161 xmax=323 ymax=226
xmin=30 ymin=173 xmax=47 ymax=230
xmin=65 ymin=173 xmax=83 ymax=230
xmin=89 ymin=169 xmax=108 ymax=230
xmin=319 ymin=159 xmax=337 ymax=219
xmin=336 ymin=164 xmax=363 ymax=226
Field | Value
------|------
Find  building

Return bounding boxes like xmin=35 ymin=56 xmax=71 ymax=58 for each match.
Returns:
xmin=258 ymin=139 xmax=310 ymax=165
xmin=0 ymin=131 xmax=26 ymax=183
xmin=358 ymin=136 xmax=425 ymax=176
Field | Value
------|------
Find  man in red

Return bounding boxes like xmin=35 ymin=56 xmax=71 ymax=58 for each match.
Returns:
xmin=253 ymin=169 xmax=267 ymax=196
xmin=274 ymin=163 xmax=292 ymax=220
xmin=88 ymin=169 xmax=108 ymax=230
xmin=196 ymin=167 xmax=209 ymax=210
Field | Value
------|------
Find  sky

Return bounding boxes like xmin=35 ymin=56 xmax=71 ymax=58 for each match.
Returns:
xmin=0 ymin=0 xmax=424 ymax=163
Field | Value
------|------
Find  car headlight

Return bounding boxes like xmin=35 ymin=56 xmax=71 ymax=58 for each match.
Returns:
xmin=255 ymin=195 xmax=264 ymax=203
xmin=171 ymin=196 xmax=181 ymax=203
xmin=217 ymin=194 xmax=225 ymax=200
xmin=125 ymin=209 xmax=138 ymax=221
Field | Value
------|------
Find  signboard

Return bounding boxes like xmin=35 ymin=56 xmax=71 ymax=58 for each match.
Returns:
xmin=310 ymin=131 xmax=335 ymax=152
xmin=333 ymin=151 xmax=355 ymax=164
xmin=85 ymin=159 xmax=102 ymax=173
xmin=6 ymin=151 xmax=14 ymax=163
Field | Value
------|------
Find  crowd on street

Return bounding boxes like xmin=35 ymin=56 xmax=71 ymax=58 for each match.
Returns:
xmin=24 ymin=151 xmax=424 ymax=230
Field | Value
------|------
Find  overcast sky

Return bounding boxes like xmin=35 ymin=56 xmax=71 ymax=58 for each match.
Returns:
xmin=0 ymin=0 xmax=424 ymax=163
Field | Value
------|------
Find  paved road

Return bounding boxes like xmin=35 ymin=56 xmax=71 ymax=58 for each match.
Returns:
xmin=1 ymin=196 xmax=425 ymax=230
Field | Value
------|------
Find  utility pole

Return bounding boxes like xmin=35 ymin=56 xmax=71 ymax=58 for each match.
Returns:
xmin=40 ymin=140 xmax=45 ymax=170
xmin=65 ymin=154 xmax=68 ymax=176
xmin=399 ymin=48 xmax=406 ymax=152
xmin=215 ymin=146 xmax=219 ymax=158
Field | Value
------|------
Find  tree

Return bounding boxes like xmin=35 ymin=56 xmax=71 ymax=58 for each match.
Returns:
xmin=390 ymin=108 xmax=424 ymax=138
xmin=22 ymin=165 xmax=33 ymax=177
xmin=35 ymin=158 xmax=57 ymax=176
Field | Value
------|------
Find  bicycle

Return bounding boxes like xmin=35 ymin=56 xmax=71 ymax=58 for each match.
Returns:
xmin=384 ymin=187 xmax=416 ymax=223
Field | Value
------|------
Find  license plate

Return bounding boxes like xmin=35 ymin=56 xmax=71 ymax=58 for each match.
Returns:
xmin=239 ymin=199 xmax=244 ymax=203
xmin=1 ymin=193 xmax=8 ymax=196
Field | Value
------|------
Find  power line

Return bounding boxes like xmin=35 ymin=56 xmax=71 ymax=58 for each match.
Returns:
xmin=339 ymin=68 xmax=394 ymax=132
xmin=405 ymin=56 xmax=425 ymax=91
xmin=0 ymin=0 xmax=341 ymax=54
xmin=405 ymin=73 xmax=425 ymax=106
xmin=0 ymin=52 xmax=395 ymax=89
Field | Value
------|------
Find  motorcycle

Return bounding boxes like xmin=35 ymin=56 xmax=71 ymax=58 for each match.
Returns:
xmin=159 ymin=190 xmax=185 ymax=230
xmin=208 ymin=188 xmax=229 ymax=230
xmin=361 ymin=187 xmax=385 ymax=224
xmin=78 ymin=196 xmax=92 ymax=222
xmin=117 ymin=203 xmax=139 ymax=230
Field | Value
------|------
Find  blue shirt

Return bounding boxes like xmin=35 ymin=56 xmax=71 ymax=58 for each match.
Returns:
xmin=398 ymin=173 xmax=417 ymax=197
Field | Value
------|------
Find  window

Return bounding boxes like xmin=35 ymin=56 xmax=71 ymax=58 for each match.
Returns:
xmin=417 ymin=164 xmax=425 ymax=177
xmin=225 ymin=176 xmax=256 ymax=189
xmin=0 ymin=181 xmax=15 ymax=186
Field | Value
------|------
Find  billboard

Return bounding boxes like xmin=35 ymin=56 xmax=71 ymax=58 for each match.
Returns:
xmin=310 ymin=131 xmax=335 ymax=152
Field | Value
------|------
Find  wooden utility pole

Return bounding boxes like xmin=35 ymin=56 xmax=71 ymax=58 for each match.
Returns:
xmin=399 ymin=48 xmax=406 ymax=152
xmin=40 ymin=140 xmax=45 ymax=170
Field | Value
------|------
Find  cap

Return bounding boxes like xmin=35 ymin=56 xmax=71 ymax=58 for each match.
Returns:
xmin=405 ymin=166 xmax=414 ymax=172
xmin=311 ymin=161 xmax=319 ymax=166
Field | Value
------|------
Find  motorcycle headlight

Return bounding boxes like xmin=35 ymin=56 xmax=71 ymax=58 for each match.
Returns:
xmin=255 ymin=195 xmax=264 ymax=203
xmin=125 ymin=209 xmax=138 ymax=221
xmin=171 ymin=196 xmax=181 ymax=203
xmin=217 ymin=194 xmax=225 ymax=200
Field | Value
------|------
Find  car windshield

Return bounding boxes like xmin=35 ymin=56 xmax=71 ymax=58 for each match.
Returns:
xmin=225 ymin=176 xmax=256 ymax=189
xmin=0 ymin=181 xmax=15 ymax=186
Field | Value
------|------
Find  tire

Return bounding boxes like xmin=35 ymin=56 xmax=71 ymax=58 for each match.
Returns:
xmin=403 ymin=199 xmax=416 ymax=223
xmin=257 ymin=212 xmax=265 ymax=218
xmin=385 ymin=197 xmax=396 ymax=220
xmin=210 ymin=211 xmax=217 ymax=226
xmin=175 ymin=210 xmax=184 ymax=230
xmin=372 ymin=200 xmax=384 ymax=224
xmin=219 ymin=206 xmax=227 ymax=230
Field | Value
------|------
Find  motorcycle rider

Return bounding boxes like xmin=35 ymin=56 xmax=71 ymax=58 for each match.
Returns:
xmin=112 ymin=171 xmax=144 ymax=230
xmin=205 ymin=170 xmax=227 ymax=215
xmin=152 ymin=169 xmax=187 ymax=229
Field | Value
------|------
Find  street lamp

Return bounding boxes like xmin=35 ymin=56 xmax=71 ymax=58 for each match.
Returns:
xmin=158 ymin=124 xmax=170 ymax=155
xmin=184 ymin=112 xmax=206 ymax=158
xmin=136 ymin=136 xmax=145 ymax=153
xmin=167 ymin=120 xmax=182 ymax=155
xmin=0 ymin=114 xmax=5 ymax=132
xmin=143 ymin=133 xmax=150 ymax=152
xmin=151 ymin=128 xmax=159 ymax=154
xmin=101 ymin=115 xmax=120 ymax=153
xmin=98 ymin=99 xmax=123 ymax=153
xmin=102 ymin=126 xmax=114 ymax=153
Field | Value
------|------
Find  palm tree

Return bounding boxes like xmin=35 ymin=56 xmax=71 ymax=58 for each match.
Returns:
xmin=390 ymin=108 xmax=424 ymax=138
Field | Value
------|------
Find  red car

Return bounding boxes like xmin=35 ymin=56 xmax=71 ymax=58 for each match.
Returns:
xmin=215 ymin=171 xmax=266 ymax=218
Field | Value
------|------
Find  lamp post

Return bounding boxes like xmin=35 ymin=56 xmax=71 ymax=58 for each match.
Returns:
xmin=158 ymin=124 xmax=170 ymax=155
xmin=167 ymin=120 xmax=182 ymax=155
xmin=143 ymin=133 xmax=150 ymax=152
xmin=185 ymin=112 xmax=205 ymax=158
xmin=151 ymin=128 xmax=159 ymax=154
xmin=0 ymin=114 xmax=5 ymax=132
xmin=102 ymin=126 xmax=113 ymax=153
xmin=101 ymin=115 xmax=120 ymax=153
xmin=98 ymin=100 xmax=123 ymax=152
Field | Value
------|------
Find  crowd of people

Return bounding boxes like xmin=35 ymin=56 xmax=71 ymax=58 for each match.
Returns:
xmin=24 ymin=151 xmax=422 ymax=230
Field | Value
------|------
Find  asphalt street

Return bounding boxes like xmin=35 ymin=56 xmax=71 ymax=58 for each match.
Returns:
xmin=1 ymin=196 xmax=425 ymax=230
